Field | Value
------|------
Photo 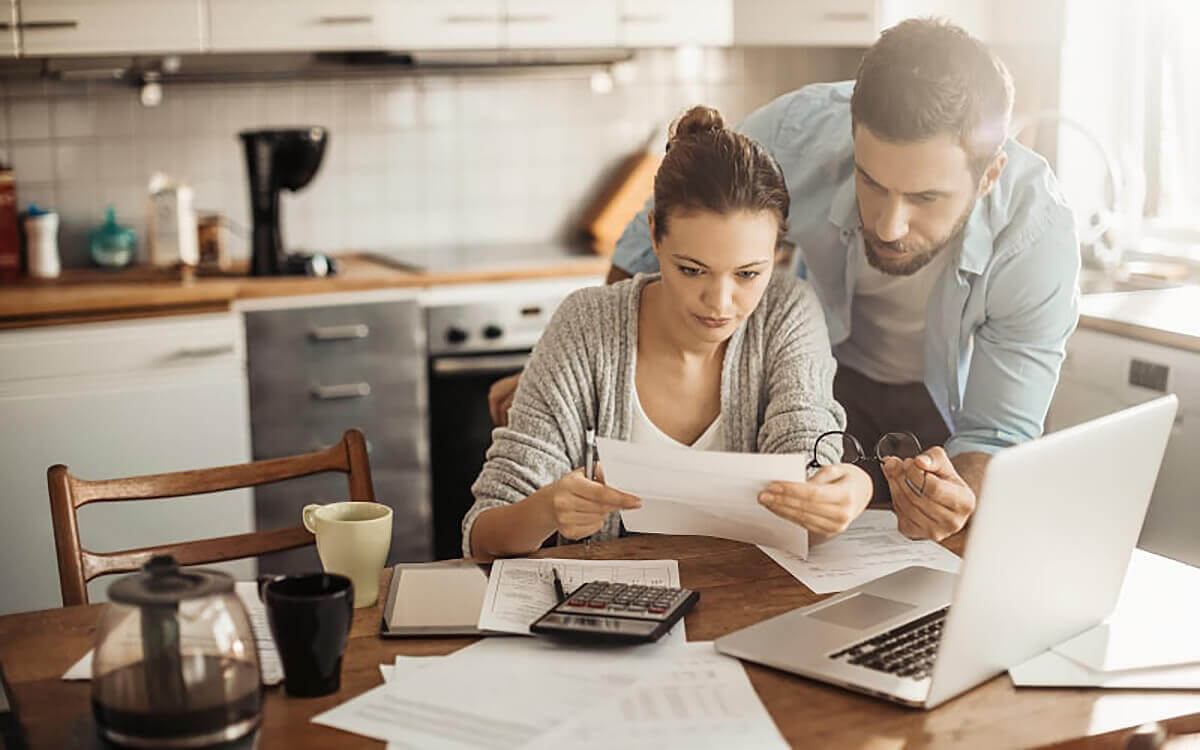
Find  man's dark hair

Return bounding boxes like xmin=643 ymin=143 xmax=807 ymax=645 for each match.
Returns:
xmin=851 ymin=18 xmax=1014 ymax=179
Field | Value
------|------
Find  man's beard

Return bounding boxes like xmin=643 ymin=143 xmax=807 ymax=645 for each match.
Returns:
xmin=862 ymin=200 xmax=975 ymax=276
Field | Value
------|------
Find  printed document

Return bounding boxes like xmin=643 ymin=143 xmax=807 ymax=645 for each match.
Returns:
xmin=313 ymin=634 xmax=686 ymax=749
xmin=527 ymin=643 xmax=787 ymax=750
xmin=758 ymin=510 xmax=961 ymax=594
xmin=477 ymin=557 xmax=682 ymax=636
xmin=596 ymin=437 xmax=810 ymax=557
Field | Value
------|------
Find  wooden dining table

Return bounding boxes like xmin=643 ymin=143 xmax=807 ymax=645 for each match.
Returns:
xmin=3 ymin=532 xmax=1200 ymax=749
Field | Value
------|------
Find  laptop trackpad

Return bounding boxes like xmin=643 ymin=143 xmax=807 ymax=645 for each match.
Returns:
xmin=808 ymin=593 xmax=916 ymax=630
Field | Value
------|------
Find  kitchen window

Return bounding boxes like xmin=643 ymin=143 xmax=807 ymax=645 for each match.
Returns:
xmin=1054 ymin=0 xmax=1200 ymax=265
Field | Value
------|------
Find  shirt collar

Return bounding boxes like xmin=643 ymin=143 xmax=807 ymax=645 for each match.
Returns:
xmin=826 ymin=173 xmax=994 ymax=275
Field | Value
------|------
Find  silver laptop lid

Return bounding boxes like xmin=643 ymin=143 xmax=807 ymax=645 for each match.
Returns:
xmin=925 ymin=394 xmax=1178 ymax=707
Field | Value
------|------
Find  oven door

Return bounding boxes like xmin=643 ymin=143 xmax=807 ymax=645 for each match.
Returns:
xmin=428 ymin=351 xmax=530 ymax=559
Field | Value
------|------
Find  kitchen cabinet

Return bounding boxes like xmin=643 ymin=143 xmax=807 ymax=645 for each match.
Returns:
xmin=0 ymin=313 xmax=255 ymax=615
xmin=877 ymin=0 xmax=1065 ymax=45
xmin=0 ymin=1 xmax=16 ymax=57
xmin=208 ymin=0 xmax=388 ymax=53
xmin=503 ymin=0 xmax=618 ymax=49
xmin=18 ymin=0 xmax=206 ymax=56
xmin=619 ymin=0 xmax=732 ymax=47
xmin=244 ymin=296 xmax=433 ymax=575
xmin=734 ymin=0 xmax=876 ymax=47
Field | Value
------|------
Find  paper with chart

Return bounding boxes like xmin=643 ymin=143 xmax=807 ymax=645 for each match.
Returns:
xmin=527 ymin=643 xmax=787 ymax=750
xmin=477 ymin=557 xmax=682 ymax=636
xmin=62 ymin=581 xmax=283 ymax=686
xmin=597 ymin=437 xmax=810 ymax=558
xmin=314 ymin=633 xmax=687 ymax=750
xmin=758 ymin=510 xmax=961 ymax=594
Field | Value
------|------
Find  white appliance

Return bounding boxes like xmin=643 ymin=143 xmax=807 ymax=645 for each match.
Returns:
xmin=1047 ymin=325 xmax=1200 ymax=566
xmin=0 ymin=313 xmax=256 ymax=614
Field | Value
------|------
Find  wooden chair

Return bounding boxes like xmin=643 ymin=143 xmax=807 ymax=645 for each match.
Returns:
xmin=47 ymin=428 xmax=375 ymax=606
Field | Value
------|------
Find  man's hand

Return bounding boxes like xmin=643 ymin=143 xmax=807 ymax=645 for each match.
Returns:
xmin=487 ymin=371 xmax=523 ymax=426
xmin=758 ymin=463 xmax=873 ymax=536
xmin=882 ymin=447 xmax=976 ymax=541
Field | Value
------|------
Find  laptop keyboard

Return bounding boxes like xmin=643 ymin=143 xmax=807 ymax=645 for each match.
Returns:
xmin=828 ymin=607 xmax=948 ymax=680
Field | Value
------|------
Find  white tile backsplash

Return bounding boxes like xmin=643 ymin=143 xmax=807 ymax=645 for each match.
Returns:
xmin=0 ymin=48 xmax=861 ymax=267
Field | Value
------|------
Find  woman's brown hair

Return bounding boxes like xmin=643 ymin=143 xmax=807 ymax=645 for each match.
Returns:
xmin=651 ymin=105 xmax=790 ymax=247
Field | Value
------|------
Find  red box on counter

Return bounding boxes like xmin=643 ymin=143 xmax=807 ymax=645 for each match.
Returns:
xmin=0 ymin=169 xmax=19 ymax=281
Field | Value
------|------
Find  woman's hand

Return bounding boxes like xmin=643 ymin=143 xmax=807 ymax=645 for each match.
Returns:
xmin=542 ymin=465 xmax=642 ymax=540
xmin=757 ymin=463 xmax=873 ymax=536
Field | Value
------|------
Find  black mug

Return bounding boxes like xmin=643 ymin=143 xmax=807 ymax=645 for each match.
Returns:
xmin=260 ymin=573 xmax=354 ymax=698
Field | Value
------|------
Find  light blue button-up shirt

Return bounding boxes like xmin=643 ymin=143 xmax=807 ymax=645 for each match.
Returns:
xmin=613 ymin=82 xmax=1081 ymax=457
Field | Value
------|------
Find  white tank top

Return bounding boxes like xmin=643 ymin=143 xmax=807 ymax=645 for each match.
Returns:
xmin=630 ymin=384 xmax=724 ymax=450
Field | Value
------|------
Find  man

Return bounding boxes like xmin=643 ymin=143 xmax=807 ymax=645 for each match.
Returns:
xmin=491 ymin=18 xmax=1080 ymax=542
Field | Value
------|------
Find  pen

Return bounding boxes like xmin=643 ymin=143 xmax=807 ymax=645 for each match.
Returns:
xmin=584 ymin=428 xmax=595 ymax=481
xmin=551 ymin=567 xmax=567 ymax=604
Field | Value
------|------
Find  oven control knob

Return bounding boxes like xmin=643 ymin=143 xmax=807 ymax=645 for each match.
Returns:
xmin=445 ymin=327 xmax=468 ymax=344
xmin=483 ymin=325 xmax=503 ymax=340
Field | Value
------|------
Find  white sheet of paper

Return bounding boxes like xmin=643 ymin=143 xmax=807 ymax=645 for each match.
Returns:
xmin=1051 ymin=549 xmax=1200 ymax=671
xmin=597 ymin=437 xmax=809 ymax=557
xmin=62 ymin=581 xmax=283 ymax=686
xmin=314 ymin=635 xmax=683 ymax=749
xmin=758 ymin=510 xmax=961 ymax=594
xmin=1010 ymin=650 xmax=1200 ymax=688
xmin=527 ymin=643 xmax=788 ymax=750
xmin=476 ymin=557 xmax=682 ymax=635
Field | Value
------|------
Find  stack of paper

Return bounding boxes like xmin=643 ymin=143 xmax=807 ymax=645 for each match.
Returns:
xmin=320 ymin=641 xmax=786 ymax=750
xmin=1010 ymin=549 xmax=1200 ymax=688
xmin=758 ymin=510 xmax=961 ymax=594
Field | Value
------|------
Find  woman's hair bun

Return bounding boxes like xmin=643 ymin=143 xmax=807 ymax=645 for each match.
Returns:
xmin=668 ymin=106 xmax=725 ymax=149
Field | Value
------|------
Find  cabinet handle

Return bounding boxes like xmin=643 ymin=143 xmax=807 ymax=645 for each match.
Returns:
xmin=19 ymin=20 xmax=80 ymax=30
xmin=821 ymin=11 xmax=870 ymax=22
xmin=309 ymin=323 xmax=370 ymax=341
xmin=317 ymin=15 xmax=374 ymax=25
xmin=445 ymin=14 xmax=500 ymax=24
xmin=176 ymin=344 xmax=236 ymax=358
xmin=505 ymin=14 xmax=553 ymax=24
xmin=620 ymin=13 xmax=666 ymax=24
xmin=432 ymin=353 xmax=530 ymax=376
xmin=312 ymin=382 xmax=371 ymax=400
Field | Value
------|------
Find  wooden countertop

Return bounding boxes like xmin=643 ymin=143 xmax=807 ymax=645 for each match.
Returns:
xmin=0 ymin=253 xmax=612 ymax=329
xmin=1079 ymin=285 xmax=1200 ymax=353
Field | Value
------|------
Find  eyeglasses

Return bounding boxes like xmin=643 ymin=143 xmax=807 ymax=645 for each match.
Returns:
xmin=807 ymin=430 xmax=928 ymax=496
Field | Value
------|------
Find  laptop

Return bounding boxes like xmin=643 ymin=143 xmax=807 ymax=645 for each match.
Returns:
xmin=715 ymin=395 xmax=1178 ymax=708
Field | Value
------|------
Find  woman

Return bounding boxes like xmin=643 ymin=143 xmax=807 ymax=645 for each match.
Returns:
xmin=464 ymin=106 xmax=872 ymax=560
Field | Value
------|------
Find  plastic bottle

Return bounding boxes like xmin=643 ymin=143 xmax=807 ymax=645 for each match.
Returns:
xmin=90 ymin=207 xmax=137 ymax=269
xmin=24 ymin=204 xmax=60 ymax=279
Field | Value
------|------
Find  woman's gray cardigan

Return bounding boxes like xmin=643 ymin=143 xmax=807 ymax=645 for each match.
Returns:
xmin=462 ymin=271 xmax=845 ymax=557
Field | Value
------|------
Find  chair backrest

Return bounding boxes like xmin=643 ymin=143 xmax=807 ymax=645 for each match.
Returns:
xmin=47 ymin=428 xmax=375 ymax=606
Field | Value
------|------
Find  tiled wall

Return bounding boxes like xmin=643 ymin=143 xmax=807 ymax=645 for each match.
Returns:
xmin=0 ymin=47 xmax=862 ymax=267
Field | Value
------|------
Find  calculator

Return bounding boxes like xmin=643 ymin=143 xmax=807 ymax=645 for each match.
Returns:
xmin=530 ymin=581 xmax=699 ymax=644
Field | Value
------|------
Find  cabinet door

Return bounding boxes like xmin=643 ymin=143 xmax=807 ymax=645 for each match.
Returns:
xmin=0 ymin=1 xmax=16 ymax=57
xmin=209 ymin=0 xmax=385 ymax=53
xmin=0 ymin=372 xmax=254 ymax=614
xmin=735 ymin=0 xmax=876 ymax=47
xmin=380 ymin=0 xmax=503 ymax=50
xmin=619 ymin=0 xmax=732 ymax=47
xmin=503 ymin=0 xmax=618 ymax=49
xmin=18 ymin=0 xmax=205 ymax=56
xmin=245 ymin=298 xmax=433 ymax=572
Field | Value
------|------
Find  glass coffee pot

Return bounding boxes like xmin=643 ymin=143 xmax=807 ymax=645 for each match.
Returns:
xmin=92 ymin=556 xmax=262 ymax=748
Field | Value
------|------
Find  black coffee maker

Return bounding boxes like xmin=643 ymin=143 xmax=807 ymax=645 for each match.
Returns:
xmin=240 ymin=127 xmax=331 ymax=276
